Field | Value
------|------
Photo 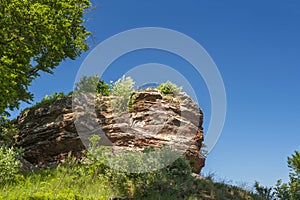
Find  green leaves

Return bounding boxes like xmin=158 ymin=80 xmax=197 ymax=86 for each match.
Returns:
xmin=111 ymin=76 xmax=135 ymax=113
xmin=0 ymin=0 xmax=91 ymax=117
xmin=274 ymin=151 xmax=300 ymax=200
xmin=0 ymin=146 xmax=23 ymax=184
xmin=157 ymin=81 xmax=182 ymax=95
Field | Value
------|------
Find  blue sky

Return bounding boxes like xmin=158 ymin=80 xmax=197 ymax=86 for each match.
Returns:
xmin=10 ymin=0 xmax=300 ymax=187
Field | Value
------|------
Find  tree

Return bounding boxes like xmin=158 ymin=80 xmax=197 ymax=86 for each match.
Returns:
xmin=111 ymin=76 xmax=135 ymax=113
xmin=254 ymin=181 xmax=275 ymax=200
xmin=275 ymin=151 xmax=300 ymax=200
xmin=74 ymin=75 xmax=100 ymax=94
xmin=0 ymin=0 xmax=91 ymax=117
xmin=74 ymin=75 xmax=110 ymax=96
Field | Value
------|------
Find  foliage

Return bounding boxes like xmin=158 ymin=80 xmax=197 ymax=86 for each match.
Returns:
xmin=158 ymin=81 xmax=182 ymax=95
xmin=82 ymin=135 xmax=111 ymax=179
xmin=0 ymin=135 xmax=264 ymax=199
xmin=0 ymin=121 xmax=19 ymax=146
xmin=34 ymin=92 xmax=66 ymax=108
xmin=97 ymin=80 xmax=111 ymax=96
xmin=274 ymin=151 xmax=300 ymax=200
xmin=254 ymin=181 xmax=275 ymax=200
xmin=0 ymin=146 xmax=23 ymax=184
xmin=111 ymin=76 xmax=135 ymax=113
xmin=0 ymin=161 xmax=116 ymax=200
xmin=74 ymin=75 xmax=110 ymax=95
xmin=274 ymin=179 xmax=290 ymax=200
xmin=127 ymin=93 xmax=136 ymax=111
xmin=0 ymin=0 xmax=91 ymax=117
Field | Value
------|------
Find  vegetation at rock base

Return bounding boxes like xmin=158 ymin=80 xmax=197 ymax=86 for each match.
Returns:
xmin=1 ymin=128 xmax=299 ymax=199
xmin=0 ymin=135 xmax=263 ymax=200
xmin=0 ymin=146 xmax=23 ymax=184
xmin=0 ymin=0 xmax=91 ymax=118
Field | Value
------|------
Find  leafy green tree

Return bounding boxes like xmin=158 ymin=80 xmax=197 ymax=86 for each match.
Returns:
xmin=0 ymin=0 xmax=91 ymax=117
xmin=254 ymin=181 xmax=274 ymax=200
xmin=74 ymin=75 xmax=100 ymax=94
xmin=275 ymin=151 xmax=300 ymax=200
xmin=97 ymin=80 xmax=110 ymax=96
xmin=74 ymin=75 xmax=110 ymax=95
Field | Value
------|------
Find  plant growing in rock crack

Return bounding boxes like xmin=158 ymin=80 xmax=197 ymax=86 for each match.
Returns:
xmin=127 ymin=93 xmax=137 ymax=112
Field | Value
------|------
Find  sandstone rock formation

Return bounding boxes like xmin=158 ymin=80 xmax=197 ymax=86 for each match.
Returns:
xmin=15 ymin=90 xmax=205 ymax=173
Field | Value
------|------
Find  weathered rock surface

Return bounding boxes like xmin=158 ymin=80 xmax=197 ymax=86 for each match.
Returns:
xmin=16 ymin=97 xmax=85 ymax=167
xmin=15 ymin=90 xmax=205 ymax=173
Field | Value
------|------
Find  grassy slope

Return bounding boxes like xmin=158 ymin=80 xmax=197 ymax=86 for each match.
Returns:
xmin=0 ymin=163 xmax=263 ymax=200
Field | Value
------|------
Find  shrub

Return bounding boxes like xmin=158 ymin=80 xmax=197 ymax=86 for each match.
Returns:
xmin=127 ymin=93 xmax=136 ymax=111
xmin=0 ymin=146 xmax=23 ymax=184
xmin=97 ymin=80 xmax=110 ymax=96
xmin=104 ymin=146 xmax=193 ymax=199
xmin=83 ymin=135 xmax=195 ymax=198
xmin=157 ymin=81 xmax=182 ymax=95
xmin=111 ymin=76 xmax=135 ymax=113
xmin=74 ymin=75 xmax=110 ymax=96
xmin=35 ymin=92 xmax=65 ymax=108
xmin=74 ymin=75 xmax=100 ymax=94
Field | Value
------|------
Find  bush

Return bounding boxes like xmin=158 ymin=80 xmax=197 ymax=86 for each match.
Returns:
xmin=104 ymin=146 xmax=193 ymax=199
xmin=111 ymin=76 xmax=135 ymax=113
xmin=83 ymin=135 xmax=111 ymax=178
xmin=83 ymin=135 xmax=194 ymax=198
xmin=35 ymin=92 xmax=65 ymax=108
xmin=97 ymin=80 xmax=110 ymax=96
xmin=0 ymin=146 xmax=22 ymax=184
xmin=74 ymin=75 xmax=100 ymax=94
xmin=74 ymin=75 xmax=110 ymax=96
xmin=157 ymin=81 xmax=182 ymax=95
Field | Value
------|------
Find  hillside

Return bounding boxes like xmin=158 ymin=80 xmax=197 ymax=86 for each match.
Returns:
xmin=0 ymin=86 xmax=264 ymax=200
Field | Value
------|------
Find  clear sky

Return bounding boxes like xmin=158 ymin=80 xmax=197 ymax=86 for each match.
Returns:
xmin=10 ymin=0 xmax=300 ymax=188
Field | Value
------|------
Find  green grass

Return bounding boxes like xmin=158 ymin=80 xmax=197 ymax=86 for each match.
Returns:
xmin=0 ymin=164 xmax=118 ymax=200
xmin=0 ymin=164 xmax=264 ymax=200
xmin=0 ymin=136 xmax=264 ymax=200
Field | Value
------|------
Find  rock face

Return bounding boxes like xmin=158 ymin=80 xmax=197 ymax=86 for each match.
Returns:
xmin=16 ymin=97 xmax=85 ymax=167
xmin=16 ymin=90 xmax=205 ymax=173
